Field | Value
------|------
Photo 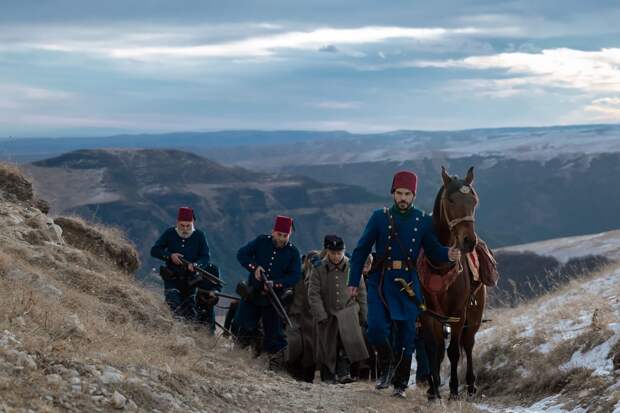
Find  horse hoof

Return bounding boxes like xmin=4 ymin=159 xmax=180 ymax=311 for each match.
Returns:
xmin=467 ymin=386 xmax=478 ymax=399
xmin=449 ymin=393 xmax=460 ymax=401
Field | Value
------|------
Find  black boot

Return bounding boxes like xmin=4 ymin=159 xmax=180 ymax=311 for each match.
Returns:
xmin=335 ymin=349 xmax=354 ymax=384
xmin=391 ymin=357 xmax=412 ymax=398
xmin=268 ymin=348 xmax=286 ymax=371
xmin=374 ymin=342 xmax=395 ymax=390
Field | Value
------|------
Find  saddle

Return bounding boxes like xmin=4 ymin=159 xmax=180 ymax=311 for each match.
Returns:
xmin=418 ymin=238 xmax=499 ymax=294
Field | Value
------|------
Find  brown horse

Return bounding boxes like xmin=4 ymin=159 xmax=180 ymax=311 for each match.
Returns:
xmin=420 ymin=166 xmax=486 ymax=400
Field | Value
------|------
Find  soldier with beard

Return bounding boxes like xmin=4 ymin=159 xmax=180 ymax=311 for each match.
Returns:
xmin=348 ymin=172 xmax=461 ymax=397
xmin=233 ymin=215 xmax=302 ymax=370
xmin=150 ymin=207 xmax=220 ymax=331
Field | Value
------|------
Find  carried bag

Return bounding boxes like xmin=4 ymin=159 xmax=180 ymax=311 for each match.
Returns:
xmin=476 ymin=240 xmax=499 ymax=287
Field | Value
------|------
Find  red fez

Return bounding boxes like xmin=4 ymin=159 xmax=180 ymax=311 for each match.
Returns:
xmin=177 ymin=207 xmax=194 ymax=222
xmin=391 ymin=171 xmax=418 ymax=194
xmin=273 ymin=215 xmax=293 ymax=234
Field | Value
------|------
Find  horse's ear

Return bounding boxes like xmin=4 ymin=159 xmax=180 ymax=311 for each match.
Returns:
xmin=441 ymin=166 xmax=451 ymax=186
xmin=465 ymin=166 xmax=475 ymax=185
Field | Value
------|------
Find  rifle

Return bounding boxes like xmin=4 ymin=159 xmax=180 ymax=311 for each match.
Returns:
xmin=258 ymin=270 xmax=294 ymax=329
xmin=196 ymin=288 xmax=240 ymax=301
xmin=180 ymin=257 xmax=225 ymax=287
xmin=157 ymin=255 xmax=224 ymax=287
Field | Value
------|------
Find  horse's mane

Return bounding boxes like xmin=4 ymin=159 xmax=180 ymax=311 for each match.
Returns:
xmin=432 ymin=186 xmax=445 ymax=231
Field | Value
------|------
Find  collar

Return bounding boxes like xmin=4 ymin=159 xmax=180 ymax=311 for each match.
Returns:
xmin=391 ymin=203 xmax=414 ymax=218
xmin=326 ymin=257 xmax=348 ymax=272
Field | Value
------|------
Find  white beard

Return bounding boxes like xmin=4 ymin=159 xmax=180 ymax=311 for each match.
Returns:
xmin=175 ymin=224 xmax=195 ymax=239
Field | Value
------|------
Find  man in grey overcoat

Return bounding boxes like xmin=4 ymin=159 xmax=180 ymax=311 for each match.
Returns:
xmin=308 ymin=235 xmax=369 ymax=383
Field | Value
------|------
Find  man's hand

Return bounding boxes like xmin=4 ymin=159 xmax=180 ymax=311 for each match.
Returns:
xmin=348 ymin=286 xmax=358 ymax=298
xmin=170 ymin=253 xmax=184 ymax=266
xmin=448 ymin=248 xmax=461 ymax=263
xmin=254 ymin=265 xmax=265 ymax=281
xmin=187 ymin=263 xmax=195 ymax=272
xmin=263 ymin=280 xmax=274 ymax=292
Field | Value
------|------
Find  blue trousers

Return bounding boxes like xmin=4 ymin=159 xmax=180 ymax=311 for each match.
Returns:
xmin=232 ymin=299 xmax=287 ymax=354
xmin=366 ymin=296 xmax=416 ymax=359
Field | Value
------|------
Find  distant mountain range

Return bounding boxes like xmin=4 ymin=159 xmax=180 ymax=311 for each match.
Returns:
xmin=24 ymin=149 xmax=382 ymax=286
xmin=2 ymin=124 xmax=619 ymax=165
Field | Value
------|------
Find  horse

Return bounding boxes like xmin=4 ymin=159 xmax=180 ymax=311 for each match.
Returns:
xmin=420 ymin=166 xmax=486 ymax=400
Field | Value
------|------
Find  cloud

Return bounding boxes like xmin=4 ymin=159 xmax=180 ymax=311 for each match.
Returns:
xmin=310 ymin=100 xmax=361 ymax=110
xmin=414 ymin=48 xmax=620 ymax=93
xmin=584 ymin=96 xmax=620 ymax=121
xmin=0 ymin=83 xmax=74 ymax=112
xmin=1 ymin=24 xmax=490 ymax=61
xmin=0 ymin=83 xmax=73 ymax=101
xmin=318 ymin=44 xmax=339 ymax=53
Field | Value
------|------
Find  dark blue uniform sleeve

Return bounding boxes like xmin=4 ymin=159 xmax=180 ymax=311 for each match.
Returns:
xmin=237 ymin=236 xmax=259 ymax=272
xmin=195 ymin=231 xmax=210 ymax=266
xmin=422 ymin=216 xmax=450 ymax=264
xmin=279 ymin=248 xmax=302 ymax=289
xmin=150 ymin=229 xmax=171 ymax=260
xmin=349 ymin=211 xmax=380 ymax=288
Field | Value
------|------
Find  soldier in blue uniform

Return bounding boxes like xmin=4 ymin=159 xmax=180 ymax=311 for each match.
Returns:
xmin=348 ymin=171 xmax=461 ymax=397
xmin=150 ymin=207 xmax=220 ymax=332
xmin=233 ymin=215 xmax=302 ymax=370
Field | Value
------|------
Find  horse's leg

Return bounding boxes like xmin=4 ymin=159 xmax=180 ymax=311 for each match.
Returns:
xmin=462 ymin=328 xmax=476 ymax=397
xmin=423 ymin=319 xmax=444 ymax=401
xmin=447 ymin=323 xmax=463 ymax=399
xmin=463 ymin=286 xmax=485 ymax=397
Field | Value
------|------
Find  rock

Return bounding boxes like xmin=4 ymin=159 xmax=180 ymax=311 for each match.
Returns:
xmin=16 ymin=352 xmax=37 ymax=370
xmin=223 ymin=393 xmax=234 ymax=402
xmin=112 ymin=391 xmax=127 ymax=409
xmin=92 ymin=395 xmax=105 ymax=404
xmin=126 ymin=399 xmax=138 ymax=411
xmin=175 ymin=336 xmax=196 ymax=348
xmin=100 ymin=366 xmax=124 ymax=384
xmin=46 ymin=374 xmax=63 ymax=387
xmin=24 ymin=213 xmax=63 ymax=244
xmin=5 ymin=268 xmax=34 ymax=282
xmin=63 ymin=314 xmax=86 ymax=337
xmin=0 ymin=376 xmax=11 ymax=390
xmin=34 ymin=281 xmax=64 ymax=300
xmin=34 ymin=198 xmax=50 ymax=214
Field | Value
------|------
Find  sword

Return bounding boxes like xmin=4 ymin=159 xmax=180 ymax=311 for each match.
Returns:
xmin=394 ymin=278 xmax=460 ymax=324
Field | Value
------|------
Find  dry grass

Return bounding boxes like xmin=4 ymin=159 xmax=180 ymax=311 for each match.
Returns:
xmin=0 ymin=162 xmax=34 ymax=204
xmin=0 ymin=251 xmax=9 ymax=276
xmin=472 ymin=260 xmax=620 ymax=410
xmin=53 ymin=215 xmax=140 ymax=273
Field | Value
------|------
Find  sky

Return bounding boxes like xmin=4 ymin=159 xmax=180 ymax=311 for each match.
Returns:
xmin=1 ymin=0 xmax=620 ymax=137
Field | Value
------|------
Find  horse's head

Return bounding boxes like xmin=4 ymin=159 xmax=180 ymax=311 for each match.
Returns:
xmin=438 ymin=166 xmax=479 ymax=253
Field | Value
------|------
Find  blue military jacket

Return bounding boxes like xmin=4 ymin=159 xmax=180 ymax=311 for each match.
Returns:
xmin=237 ymin=234 xmax=302 ymax=306
xmin=349 ymin=206 xmax=450 ymax=320
xmin=150 ymin=227 xmax=211 ymax=276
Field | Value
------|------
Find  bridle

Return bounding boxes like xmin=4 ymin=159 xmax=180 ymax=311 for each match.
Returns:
xmin=441 ymin=184 xmax=478 ymax=233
